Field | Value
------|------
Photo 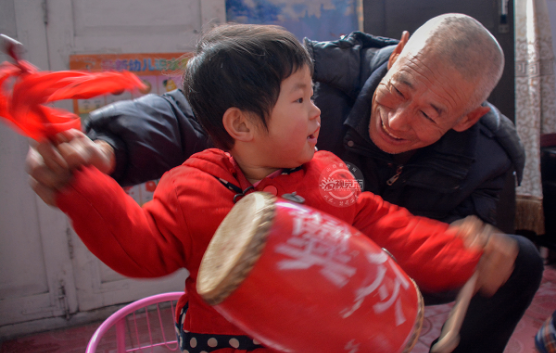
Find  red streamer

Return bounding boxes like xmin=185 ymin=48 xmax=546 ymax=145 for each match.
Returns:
xmin=0 ymin=60 xmax=146 ymax=141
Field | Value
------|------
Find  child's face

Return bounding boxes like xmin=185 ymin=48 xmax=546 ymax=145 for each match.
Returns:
xmin=252 ymin=65 xmax=321 ymax=169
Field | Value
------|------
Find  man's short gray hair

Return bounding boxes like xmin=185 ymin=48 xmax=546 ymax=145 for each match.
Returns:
xmin=404 ymin=14 xmax=504 ymax=110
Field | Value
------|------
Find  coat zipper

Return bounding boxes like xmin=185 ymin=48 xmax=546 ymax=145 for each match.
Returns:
xmin=386 ymin=165 xmax=404 ymax=186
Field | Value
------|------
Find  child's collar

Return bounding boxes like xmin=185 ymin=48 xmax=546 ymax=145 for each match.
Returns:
xmin=214 ymin=154 xmax=304 ymax=203
xmin=228 ymin=155 xmax=302 ymax=187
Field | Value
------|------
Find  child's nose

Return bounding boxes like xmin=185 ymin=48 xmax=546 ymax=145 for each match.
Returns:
xmin=310 ymin=101 xmax=321 ymax=120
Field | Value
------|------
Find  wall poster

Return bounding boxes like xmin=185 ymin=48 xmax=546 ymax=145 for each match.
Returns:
xmin=226 ymin=0 xmax=361 ymax=41
xmin=69 ymin=53 xmax=189 ymax=205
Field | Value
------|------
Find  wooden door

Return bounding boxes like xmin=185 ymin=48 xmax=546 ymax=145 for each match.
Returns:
xmin=0 ymin=0 xmax=81 ymax=338
xmin=0 ymin=0 xmax=225 ymax=337
xmin=42 ymin=0 xmax=225 ymax=312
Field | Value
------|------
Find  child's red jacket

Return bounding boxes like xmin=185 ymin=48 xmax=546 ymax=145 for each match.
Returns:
xmin=56 ymin=149 xmax=480 ymax=344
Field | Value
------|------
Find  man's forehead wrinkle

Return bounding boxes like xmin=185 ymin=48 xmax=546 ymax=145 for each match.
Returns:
xmin=401 ymin=55 xmax=436 ymax=89
xmin=398 ymin=56 xmax=451 ymax=113
xmin=398 ymin=54 xmax=468 ymax=116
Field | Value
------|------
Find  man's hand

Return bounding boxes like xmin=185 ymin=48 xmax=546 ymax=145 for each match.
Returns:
xmin=26 ymin=129 xmax=115 ymax=206
xmin=449 ymin=216 xmax=519 ymax=297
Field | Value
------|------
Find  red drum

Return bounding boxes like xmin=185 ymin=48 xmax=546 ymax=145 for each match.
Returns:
xmin=198 ymin=192 xmax=423 ymax=353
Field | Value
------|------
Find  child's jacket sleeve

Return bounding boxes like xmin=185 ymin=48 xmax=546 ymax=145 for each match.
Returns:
xmin=352 ymin=192 xmax=482 ymax=293
xmin=56 ymin=166 xmax=190 ymax=278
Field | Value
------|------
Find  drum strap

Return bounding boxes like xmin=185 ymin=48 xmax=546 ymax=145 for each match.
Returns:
xmin=213 ymin=176 xmax=254 ymax=203
xmin=213 ymin=177 xmax=253 ymax=204
xmin=214 ymin=165 xmax=303 ymax=203
xmin=175 ymin=303 xmax=266 ymax=352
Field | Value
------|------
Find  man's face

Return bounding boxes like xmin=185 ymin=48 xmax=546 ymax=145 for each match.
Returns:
xmin=369 ymin=51 xmax=477 ymax=154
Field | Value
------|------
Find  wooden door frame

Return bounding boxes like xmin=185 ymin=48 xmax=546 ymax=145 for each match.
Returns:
xmin=0 ymin=0 xmax=79 ymax=338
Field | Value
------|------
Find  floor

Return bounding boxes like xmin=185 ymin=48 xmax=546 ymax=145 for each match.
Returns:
xmin=1 ymin=265 xmax=556 ymax=353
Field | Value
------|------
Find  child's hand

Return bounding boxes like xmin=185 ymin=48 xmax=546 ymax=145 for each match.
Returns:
xmin=54 ymin=129 xmax=115 ymax=175
xmin=448 ymin=216 xmax=518 ymax=297
xmin=26 ymin=129 xmax=115 ymax=206
xmin=475 ymin=232 xmax=518 ymax=296
xmin=448 ymin=215 xmax=495 ymax=250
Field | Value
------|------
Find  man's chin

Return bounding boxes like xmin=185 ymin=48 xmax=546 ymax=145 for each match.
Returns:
xmin=377 ymin=145 xmax=406 ymax=155
xmin=369 ymin=133 xmax=410 ymax=155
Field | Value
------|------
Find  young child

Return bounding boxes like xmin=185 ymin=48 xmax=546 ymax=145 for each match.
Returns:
xmin=46 ymin=24 xmax=489 ymax=353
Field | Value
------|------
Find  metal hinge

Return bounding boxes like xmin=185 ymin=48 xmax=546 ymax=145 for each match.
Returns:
xmin=58 ymin=280 xmax=71 ymax=320
xmin=41 ymin=0 xmax=49 ymax=25
xmin=499 ymin=0 xmax=509 ymax=34
xmin=66 ymin=227 xmax=74 ymax=260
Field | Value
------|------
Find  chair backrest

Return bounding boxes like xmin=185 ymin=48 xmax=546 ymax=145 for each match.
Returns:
xmin=86 ymin=292 xmax=184 ymax=353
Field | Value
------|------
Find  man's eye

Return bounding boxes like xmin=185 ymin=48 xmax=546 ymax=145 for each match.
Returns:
xmin=421 ymin=111 xmax=435 ymax=122
xmin=393 ymin=86 xmax=403 ymax=97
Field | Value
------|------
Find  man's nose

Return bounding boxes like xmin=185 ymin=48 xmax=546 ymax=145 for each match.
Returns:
xmin=387 ymin=107 xmax=411 ymax=131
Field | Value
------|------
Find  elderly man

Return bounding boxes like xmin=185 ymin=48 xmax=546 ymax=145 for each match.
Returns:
xmin=28 ymin=14 xmax=542 ymax=353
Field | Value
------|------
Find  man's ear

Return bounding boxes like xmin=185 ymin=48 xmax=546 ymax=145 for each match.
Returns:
xmin=222 ymin=107 xmax=254 ymax=142
xmin=452 ymin=105 xmax=491 ymax=132
xmin=388 ymin=31 xmax=410 ymax=70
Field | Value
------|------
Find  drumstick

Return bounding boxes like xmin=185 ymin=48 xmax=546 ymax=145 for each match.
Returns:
xmin=430 ymin=271 xmax=479 ymax=353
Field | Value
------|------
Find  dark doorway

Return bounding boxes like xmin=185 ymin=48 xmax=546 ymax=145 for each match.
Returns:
xmin=362 ymin=0 xmax=514 ymax=123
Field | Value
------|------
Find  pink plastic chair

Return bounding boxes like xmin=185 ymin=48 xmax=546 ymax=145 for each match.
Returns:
xmin=86 ymin=292 xmax=184 ymax=353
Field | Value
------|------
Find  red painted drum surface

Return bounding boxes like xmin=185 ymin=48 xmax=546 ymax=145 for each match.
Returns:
xmin=198 ymin=192 xmax=423 ymax=353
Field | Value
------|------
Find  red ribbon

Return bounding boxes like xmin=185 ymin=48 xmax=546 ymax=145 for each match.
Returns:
xmin=0 ymin=60 xmax=146 ymax=141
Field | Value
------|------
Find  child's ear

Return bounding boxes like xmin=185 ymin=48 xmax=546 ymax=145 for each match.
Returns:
xmin=222 ymin=107 xmax=254 ymax=142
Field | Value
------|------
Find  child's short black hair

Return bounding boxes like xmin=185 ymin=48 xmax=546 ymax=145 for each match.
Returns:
xmin=183 ymin=24 xmax=313 ymax=150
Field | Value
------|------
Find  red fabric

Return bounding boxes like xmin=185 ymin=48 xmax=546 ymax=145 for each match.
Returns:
xmin=56 ymin=149 xmax=481 ymax=349
xmin=0 ymin=60 xmax=145 ymax=140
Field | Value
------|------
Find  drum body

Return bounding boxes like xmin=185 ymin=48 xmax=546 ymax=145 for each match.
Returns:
xmin=198 ymin=192 xmax=423 ymax=353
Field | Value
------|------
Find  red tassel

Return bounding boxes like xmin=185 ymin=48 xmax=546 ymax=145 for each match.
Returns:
xmin=0 ymin=60 xmax=146 ymax=141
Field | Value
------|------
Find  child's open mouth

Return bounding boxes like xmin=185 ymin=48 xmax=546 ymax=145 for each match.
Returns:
xmin=307 ymin=134 xmax=317 ymax=144
xmin=307 ymin=128 xmax=319 ymax=145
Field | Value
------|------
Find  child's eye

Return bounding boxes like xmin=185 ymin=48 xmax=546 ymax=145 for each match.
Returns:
xmin=295 ymin=98 xmax=304 ymax=103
